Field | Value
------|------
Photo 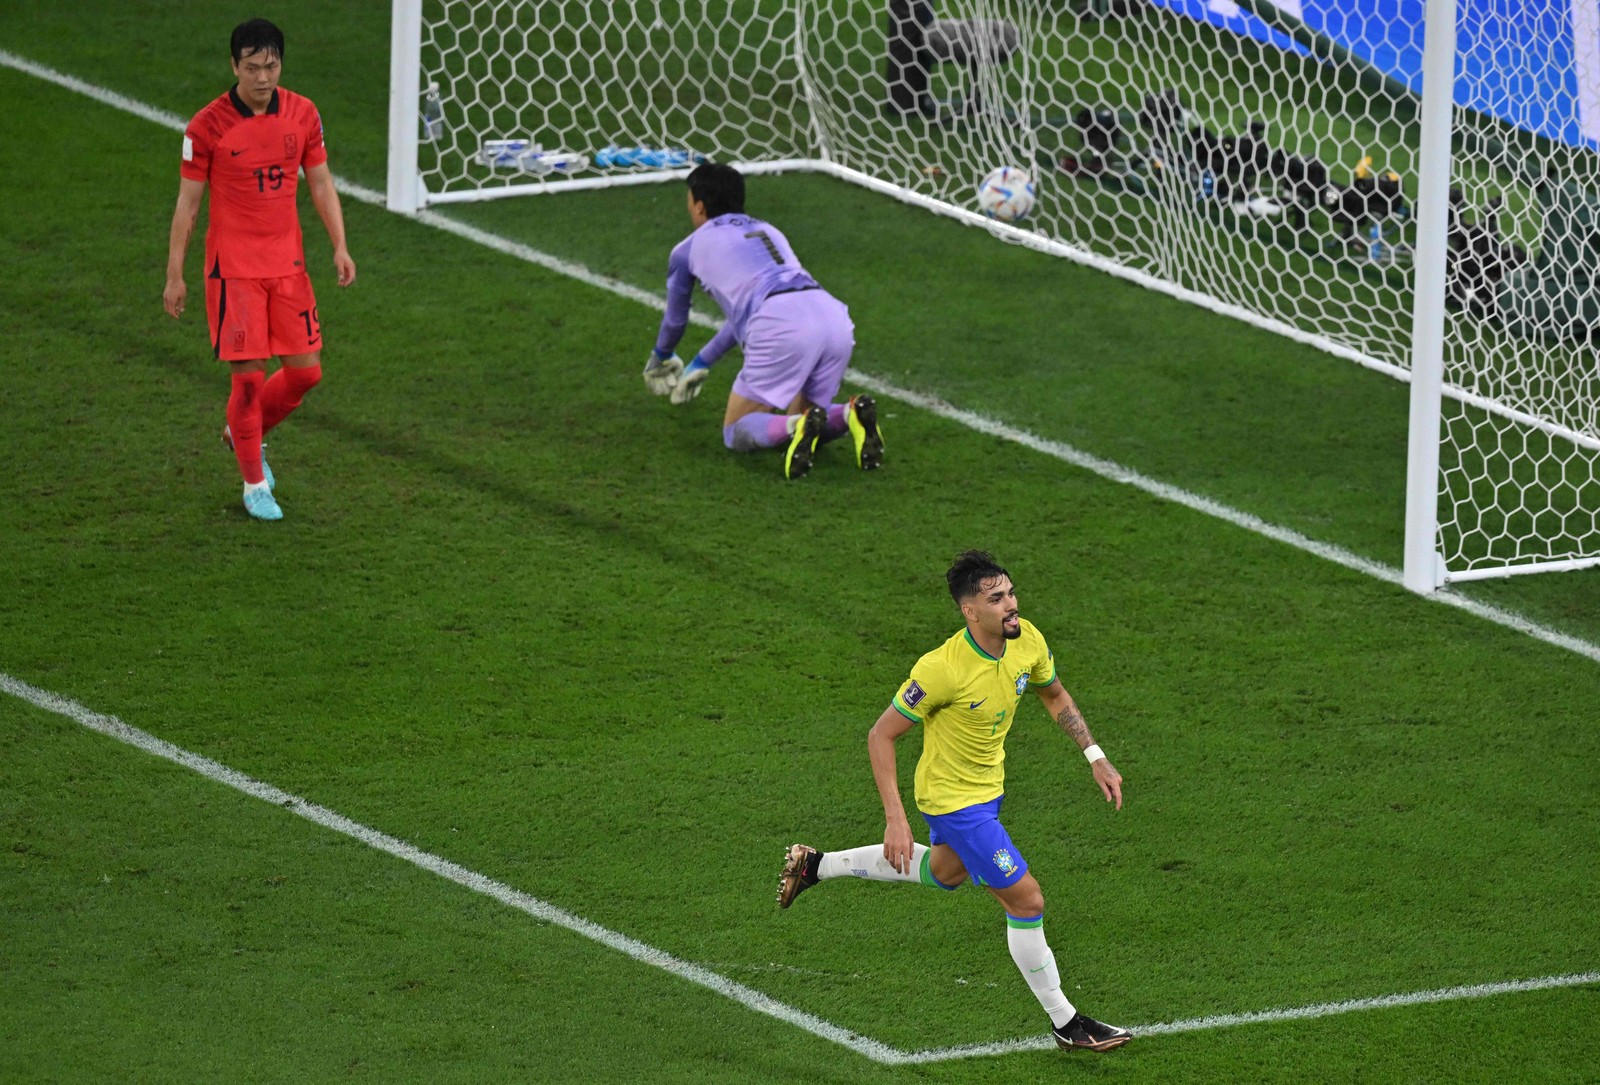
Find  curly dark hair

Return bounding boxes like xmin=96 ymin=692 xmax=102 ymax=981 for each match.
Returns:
xmin=946 ymin=550 xmax=1009 ymax=604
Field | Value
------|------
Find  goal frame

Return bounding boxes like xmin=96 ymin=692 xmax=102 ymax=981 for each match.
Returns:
xmin=385 ymin=0 xmax=1600 ymax=593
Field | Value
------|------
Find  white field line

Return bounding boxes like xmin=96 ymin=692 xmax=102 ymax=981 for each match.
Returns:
xmin=4 ymin=48 xmax=1600 ymax=1055
xmin=3 ymin=47 xmax=1598 ymax=666
xmin=6 ymin=671 xmax=1596 ymax=1065
xmin=0 ymin=672 xmax=901 ymax=1064
xmin=899 ymin=970 xmax=1600 ymax=1062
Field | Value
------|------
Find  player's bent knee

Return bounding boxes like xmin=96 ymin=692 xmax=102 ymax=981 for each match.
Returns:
xmin=280 ymin=350 xmax=322 ymax=372
xmin=276 ymin=357 xmax=323 ymax=399
xmin=1013 ymin=883 xmax=1045 ymax=915
xmin=928 ymin=846 xmax=969 ymax=889
xmin=992 ymin=874 xmax=1043 ymax=916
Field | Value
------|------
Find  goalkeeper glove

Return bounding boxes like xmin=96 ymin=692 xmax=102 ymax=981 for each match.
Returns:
xmin=670 ymin=357 xmax=712 ymax=405
xmin=643 ymin=350 xmax=684 ymax=396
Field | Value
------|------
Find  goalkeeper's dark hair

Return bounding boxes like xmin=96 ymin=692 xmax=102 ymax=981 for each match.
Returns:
xmin=947 ymin=550 xmax=1010 ymax=604
xmin=231 ymin=18 xmax=285 ymax=63
xmin=687 ymin=163 xmax=745 ymax=218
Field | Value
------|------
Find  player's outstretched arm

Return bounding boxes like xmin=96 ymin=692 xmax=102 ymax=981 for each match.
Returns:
xmin=654 ymin=252 xmax=694 ymax=361
xmin=164 ymin=178 xmax=206 ymax=318
xmin=1034 ymin=678 xmax=1123 ymax=809
xmin=305 ymin=162 xmax=355 ymax=287
xmin=867 ymin=705 xmax=918 ymax=873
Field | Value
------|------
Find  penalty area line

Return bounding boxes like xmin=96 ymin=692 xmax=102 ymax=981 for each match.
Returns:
xmin=2 ymin=46 xmax=1598 ymax=667
xmin=895 ymin=970 xmax=1600 ymax=1062
xmin=4 ymin=48 xmax=1600 ymax=1054
xmin=0 ymin=671 xmax=902 ymax=1065
xmin=5 ymin=669 xmax=1596 ymax=1066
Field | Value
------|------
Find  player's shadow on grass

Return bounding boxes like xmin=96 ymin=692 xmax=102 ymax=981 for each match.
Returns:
xmin=148 ymin=345 xmax=844 ymax=552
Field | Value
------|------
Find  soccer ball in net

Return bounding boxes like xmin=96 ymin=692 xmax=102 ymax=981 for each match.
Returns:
xmin=975 ymin=166 xmax=1035 ymax=223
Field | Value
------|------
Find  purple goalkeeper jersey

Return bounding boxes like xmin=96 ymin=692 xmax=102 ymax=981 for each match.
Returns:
xmin=654 ymin=213 xmax=822 ymax=366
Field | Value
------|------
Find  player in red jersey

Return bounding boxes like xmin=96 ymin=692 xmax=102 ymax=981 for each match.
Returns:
xmin=163 ymin=18 xmax=356 ymax=521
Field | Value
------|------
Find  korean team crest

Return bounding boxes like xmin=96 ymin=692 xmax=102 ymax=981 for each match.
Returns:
xmin=1014 ymin=672 xmax=1030 ymax=696
xmin=284 ymin=133 xmax=299 ymax=159
xmin=993 ymin=849 xmax=1018 ymax=876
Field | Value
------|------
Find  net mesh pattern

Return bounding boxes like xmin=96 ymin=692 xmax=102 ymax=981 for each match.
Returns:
xmin=415 ymin=0 xmax=1599 ymax=575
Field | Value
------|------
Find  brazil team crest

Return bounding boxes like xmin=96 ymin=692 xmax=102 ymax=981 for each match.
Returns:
xmin=993 ymin=849 xmax=1018 ymax=876
xmin=1014 ymin=672 xmax=1030 ymax=696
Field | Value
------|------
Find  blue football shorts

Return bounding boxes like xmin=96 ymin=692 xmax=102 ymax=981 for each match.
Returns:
xmin=920 ymin=795 xmax=1028 ymax=889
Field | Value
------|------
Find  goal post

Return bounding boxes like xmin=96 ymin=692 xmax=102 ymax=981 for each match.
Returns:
xmin=1401 ymin=0 xmax=1455 ymax=594
xmin=386 ymin=0 xmax=422 ymax=214
xmin=388 ymin=0 xmax=1600 ymax=590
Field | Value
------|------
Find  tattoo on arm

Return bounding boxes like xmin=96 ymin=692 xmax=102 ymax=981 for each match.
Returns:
xmin=1055 ymin=702 xmax=1093 ymax=749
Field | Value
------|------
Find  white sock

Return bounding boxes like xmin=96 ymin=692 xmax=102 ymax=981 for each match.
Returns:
xmin=243 ymin=480 xmax=270 ymax=496
xmin=1006 ymin=919 xmax=1076 ymax=1027
xmin=817 ymin=843 xmax=928 ymax=884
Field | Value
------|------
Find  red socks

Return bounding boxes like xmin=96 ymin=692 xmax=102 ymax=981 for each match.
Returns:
xmin=261 ymin=362 xmax=322 ymax=434
xmin=226 ymin=371 xmax=267 ymax=485
xmin=227 ymin=364 xmax=320 ymax=486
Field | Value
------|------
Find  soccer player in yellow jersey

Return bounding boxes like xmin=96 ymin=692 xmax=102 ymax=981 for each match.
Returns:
xmin=777 ymin=550 xmax=1132 ymax=1052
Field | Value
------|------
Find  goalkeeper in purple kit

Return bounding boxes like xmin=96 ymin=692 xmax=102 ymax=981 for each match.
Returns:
xmin=645 ymin=164 xmax=884 ymax=480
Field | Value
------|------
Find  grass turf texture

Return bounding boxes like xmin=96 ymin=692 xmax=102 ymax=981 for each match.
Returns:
xmin=2 ymin=3 xmax=1599 ymax=1081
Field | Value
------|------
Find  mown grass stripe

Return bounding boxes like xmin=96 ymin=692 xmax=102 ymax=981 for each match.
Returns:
xmin=2 ymin=46 xmax=1597 ymax=668
xmin=6 ymin=670 xmax=1594 ymax=1064
xmin=0 ymin=671 xmax=905 ymax=1064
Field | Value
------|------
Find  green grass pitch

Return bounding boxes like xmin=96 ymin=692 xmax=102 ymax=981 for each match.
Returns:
xmin=1 ymin=2 xmax=1597 ymax=1082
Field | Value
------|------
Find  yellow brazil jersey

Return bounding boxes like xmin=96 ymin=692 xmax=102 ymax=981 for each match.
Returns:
xmin=891 ymin=618 xmax=1057 ymax=815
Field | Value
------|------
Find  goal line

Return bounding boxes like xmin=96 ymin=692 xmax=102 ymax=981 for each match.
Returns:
xmin=3 ymin=45 xmax=1599 ymax=644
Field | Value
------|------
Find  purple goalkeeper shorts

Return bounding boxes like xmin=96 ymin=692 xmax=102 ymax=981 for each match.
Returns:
xmin=731 ymin=288 xmax=855 ymax=411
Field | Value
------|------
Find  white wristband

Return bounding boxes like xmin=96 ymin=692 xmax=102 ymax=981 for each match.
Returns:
xmin=1083 ymin=744 xmax=1105 ymax=764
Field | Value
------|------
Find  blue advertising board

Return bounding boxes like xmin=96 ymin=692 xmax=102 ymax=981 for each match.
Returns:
xmin=1145 ymin=0 xmax=1600 ymax=149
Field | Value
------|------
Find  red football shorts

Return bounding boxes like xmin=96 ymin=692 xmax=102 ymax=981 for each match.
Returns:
xmin=206 ymin=272 xmax=322 ymax=361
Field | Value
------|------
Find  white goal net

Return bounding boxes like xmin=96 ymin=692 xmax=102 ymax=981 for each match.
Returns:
xmin=388 ymin=0 xmax=1600 ymax=587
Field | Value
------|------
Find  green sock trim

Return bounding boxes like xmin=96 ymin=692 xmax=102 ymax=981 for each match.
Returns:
xmin=920 ymin=850 xmax=958 ymax=890
xmin=1005 ymin=914 xmax=1045 ymax=929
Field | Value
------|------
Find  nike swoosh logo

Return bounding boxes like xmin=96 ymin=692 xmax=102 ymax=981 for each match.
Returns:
xmin=230 ymin=149 xmax=245 ymax=156
xmin=968 ymin=698 xmax=987 ymax=709
xmin=1029 ymin=965 xmax=1047 ymax=973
